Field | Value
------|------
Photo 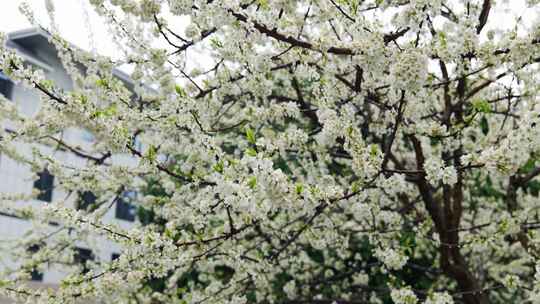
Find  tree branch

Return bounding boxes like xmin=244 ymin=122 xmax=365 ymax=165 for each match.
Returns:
xmin=476 ymin=0 xmax=491 ymax=34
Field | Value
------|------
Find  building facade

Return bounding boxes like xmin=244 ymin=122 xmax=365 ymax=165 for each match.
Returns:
xmin=0 ymin=28 xmax=139 ymax=301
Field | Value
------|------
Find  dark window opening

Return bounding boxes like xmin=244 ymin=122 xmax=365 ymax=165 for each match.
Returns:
xmin=0 ymin=71 xmax=13 ymax=100
xmin=28 ymin=244 xmax=43 ymax=281
xmin=33 ymin=169 xmax=54 ymax=202
xmin=115 ymin=190 xmax=137 ymax=221
xmin=76 ymin=191 xmax=97 ymax=211
xmin=74 ymin=247 xmax=94 ymax=274
xmin=30 ymin=269 xmax=43 ymax=281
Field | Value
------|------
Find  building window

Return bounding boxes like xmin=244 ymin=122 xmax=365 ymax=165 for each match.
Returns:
xmin=115 ymin=190 xmax=137 ymax=222
xmin=74 ymin=247 xmax=94 ymax=274
xmin=33 ymin=169 xmax=54 ymax=202
xmin=30 ymin=268 xmax=43 ymax=281
xmin=111 ymin=253 xmax=120 ymax=261
xmin=76 ymin=191 xmax=97 ymax=211
xmin=0 ymin=71 xmax=13 ymax=100
xmin=28 ymin=244 xmax=43 ymax=281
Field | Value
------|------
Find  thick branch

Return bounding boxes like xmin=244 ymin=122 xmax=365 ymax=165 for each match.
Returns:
xmin=476 ymin=0 xmax=491 ymax=34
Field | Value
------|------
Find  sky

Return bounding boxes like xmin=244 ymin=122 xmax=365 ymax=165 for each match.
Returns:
xmin=0 ymin=0 xmax=199 ymax=74
xmin=0 ymin=1 xmax=119 ymax=56
xmin=0 ymin=1 xmax=537 ymax=71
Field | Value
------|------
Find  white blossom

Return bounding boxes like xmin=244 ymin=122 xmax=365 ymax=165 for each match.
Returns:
xmin=0 ymin=1 xmax=538 ymax=303
xmin=391 ymin=288 xmax=418 ymax=304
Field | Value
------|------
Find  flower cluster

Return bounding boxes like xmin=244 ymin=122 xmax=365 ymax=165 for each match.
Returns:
xmin=424 ymin=156 xmax=458 ymax=186
xmin=0 ymin=0 xmax=538 ymax=303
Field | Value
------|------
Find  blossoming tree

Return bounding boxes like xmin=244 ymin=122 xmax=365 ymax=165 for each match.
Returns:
xmin=1 ymin=0 xmax=540 ymax=303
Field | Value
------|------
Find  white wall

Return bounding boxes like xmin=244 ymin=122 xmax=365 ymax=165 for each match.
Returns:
xmin=0 ymin=35 xmax=137 ymax=288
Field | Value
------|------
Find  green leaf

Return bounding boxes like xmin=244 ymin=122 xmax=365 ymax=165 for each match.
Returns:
xmin=78 ymin=94 xmax=88 ymax=104
xmin=245 ymin=127 xmax=256 ymax=145
xmin=472 ymin=99 xmax=491 ymax=113
xmin=369 ymin=144 xmax=379 ymax=157
xmin=519 ymin=158 xmax=537 ymax=174
xmin=473 ymin=175 xmax=504 ymax=199
xmin=175 ymin=84 xmax=187 ymax=97
xmin=95 ymin=78 xmax=109 ymax=87
xmin=210 ymin=37 xmax=223 ymax=49
xmin=480 ymin=116 xmax=489 ymax=135
xmin=256 ymin=0 xmax=269 ymax=9
xmin=274 ymin=156 xmax=293 ymax=175
xmin=351 ymin=181 xmax=361 ymax=193
xmin=146 ymin=145 xmax=158 ymax=162
xmin=91 ymin=104 xmax=117 ymax=119
xmin=295 ymin=183 xmax=304 ymax=195
xmin=40 ymin=79 xmax=54 ymax=90
xmin=438 ymin=32 xmax=447 ymax=48
xmin=525 ymin=180 xmax=540 ymax=197
xmin=164 ymin=228 xmax=174 ymax=239
xmin=350 ymin=0 xmax=358 ymax=13
xmin=400 ymin=231 xmax=416 ymax=256
xmin=306 ymin=247 xmax=324 ymax=264
xmin=245 ymin=148 xmax=257 ymax=157
xmin=248 ymin=177 xmax=257 ymax=189
xmin=213 ymin=161 xmax=224 ymax=173
xmin=105 ymin=104 xmax=117 ymax=116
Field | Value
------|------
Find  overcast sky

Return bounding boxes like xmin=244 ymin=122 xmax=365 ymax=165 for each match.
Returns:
xmin=0 ymin=1 xmax=121 ymax=56
xmin=0 ymin=1 xmax=537 ymax=68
